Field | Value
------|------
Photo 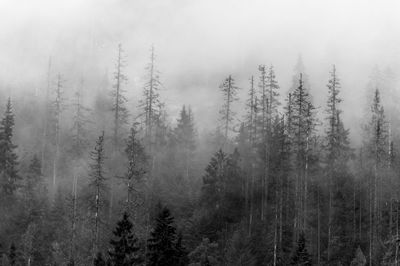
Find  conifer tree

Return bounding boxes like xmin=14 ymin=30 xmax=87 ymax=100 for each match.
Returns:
xmin=291 ymin=74 xmax=316 ymax=235
xmin=139 ymin=45 xmax=162 ymax=149
xmin=108 ymin=212 xmax=142 ymax=265
xmin=41 ymin=57 xmax=52 ymax=174
xmin=111 ymin=43 xmax=128 ymax=150
xmin=51 ymin=74 xmax=64 ymax=190
xmin=147 ymin=205 xmax=183 ymax=266
xmin=71 ymin=78 xmax=91 ymax=157
xmin=363 ymin=88 xmax=388 ymax=264
xmin=324 ymin=65 xmax=352 ymax=261
xmin=0 ymin=98 xmax=19 ymax=195
xmin=124 ymin=124 xmax=147 ymax=213
xmin=88 ymin=132 xmax=108 ymax=262
xmin=173 ymin=105 xmax=196 ymax=179
xmin=219 ymin=75 xmax=239 ymax=144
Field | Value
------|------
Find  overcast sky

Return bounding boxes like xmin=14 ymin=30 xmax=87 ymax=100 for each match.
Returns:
xmin=1 ymin=0 xmax=400 ymax=141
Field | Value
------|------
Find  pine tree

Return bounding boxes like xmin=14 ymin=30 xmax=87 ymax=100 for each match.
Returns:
xmin=290 ymin=232 xmax=312 ymax=265
xmin=109 ymin=212 xmax=142 ymax=265
xmin=219 ymin=75 xmax=240 ymax=144
xmin=111 ymin=43 xmax=129 ymax=150
xmin=147 ymin=205 xmax=183 ymax=266
xmin=0 ymin=98 xmax=19 ymax=195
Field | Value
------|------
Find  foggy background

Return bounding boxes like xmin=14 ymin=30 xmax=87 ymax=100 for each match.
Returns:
xmin=1 ymin=0 xmax=400 ymax=143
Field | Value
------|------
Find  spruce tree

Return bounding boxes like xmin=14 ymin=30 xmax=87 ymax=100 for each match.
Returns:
xmin=147 ymin=205 xmax=183 ymax=266
xmin=0 ymin=98 xmax=19 ymax=195
xmin=109 ymin=212 xmax=142 ymax=265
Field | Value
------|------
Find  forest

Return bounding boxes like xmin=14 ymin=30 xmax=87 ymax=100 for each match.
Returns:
xmin=0 ymin=39 xmax=399 ymax=266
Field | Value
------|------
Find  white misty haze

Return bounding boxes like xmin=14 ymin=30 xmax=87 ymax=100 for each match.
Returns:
xmin=0 ymin=0 xmax=400 ymax=143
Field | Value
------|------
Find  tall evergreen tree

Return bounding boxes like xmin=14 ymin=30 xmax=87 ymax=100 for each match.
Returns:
xmin=123 ymin=124 xmax=147 ymax=213
xmin=147 ymin=205 xmax=185 ymax=266
xmin=111 ymin=43 xmax=129 ymax=150
xmin=0 ymin=98 xmax=19 ymax=195
xmin=219 ymin=75 xmax=240 ymax=144
xmin=173 ymin=105 xmax=196 ymax=180
xmin=71 ymin=78 xmax=91 ymax=158
xmin=324 ymin=65 xmax=353 ymax=262
xmin=291 ymin=73 xmax=316 ymax=236
xmin=88 ymin=132 xmax=108 ymax=262
xmin=139 ymin=45 xmax=162 ymax=150
xmin=51 ymin=74 xmax=64 ymax=190
xmin=109 ymin=212 xmax=142 ymax=265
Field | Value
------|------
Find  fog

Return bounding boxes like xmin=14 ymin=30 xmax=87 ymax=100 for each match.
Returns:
xmin=2 ymin=1 xmax=400 ymax=265
xmin=1 ymin=0 xmax=399 ymax=141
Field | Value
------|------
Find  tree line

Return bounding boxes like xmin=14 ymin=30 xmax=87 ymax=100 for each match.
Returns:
xmin=0 ymin=45 xmax=398 ymax=265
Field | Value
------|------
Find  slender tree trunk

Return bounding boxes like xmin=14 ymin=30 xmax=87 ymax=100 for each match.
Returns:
xmin=53 ymin=74 xmax=62 ymax=191
xmin=41 ymin=57 xmax=51 ymax=174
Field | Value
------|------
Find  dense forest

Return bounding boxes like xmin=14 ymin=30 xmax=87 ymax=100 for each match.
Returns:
xmin=0 ymin=41 xmax=399 ymax=266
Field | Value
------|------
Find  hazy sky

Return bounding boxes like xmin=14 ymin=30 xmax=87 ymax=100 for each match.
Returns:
xmin=1 ymin=0 xmax=400 ymax=141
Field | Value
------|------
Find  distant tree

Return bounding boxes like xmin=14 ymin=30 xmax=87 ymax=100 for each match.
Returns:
xmin=88 ymin=132 xmax=108 ymax=262
xmin=123 ymin=124 xmax=147 ymax=212
xmin=139 ymin=45 xmax=162 ymax=150
xmin=173 ymin=105 xmax=196 ymax=179
xmin=219 ymin=75 xmax=239 ymax=144
xmin=51 ymin=74 xmax=65 ymax=190
xmin=71 ymin=78 xmax=91 ymax=158
xmin=324 ymin=65 xmax=353 ymax=262
xmin=108 ymin=212 xmax=142 ymax=265
xmin=111 ymin=43 xmax=129 ymax=150
xmin=363 ymin=88 xmax=388 ymax=264
xmin=0 ymin=98 xmax=19 ymax=195
xmin=291 ymin=73 xmax=316 ymax=234
xmin=290 ymin=232 xmax=312 ymax=265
